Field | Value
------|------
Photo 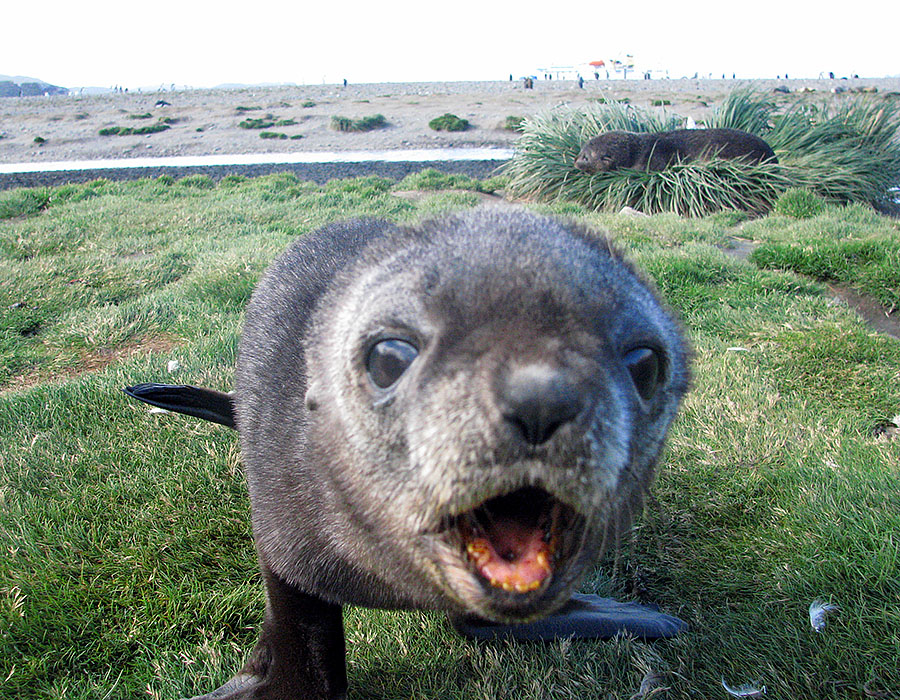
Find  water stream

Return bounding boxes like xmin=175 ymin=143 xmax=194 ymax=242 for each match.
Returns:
xmin=0 ymin=148 xmax=515 ymax=174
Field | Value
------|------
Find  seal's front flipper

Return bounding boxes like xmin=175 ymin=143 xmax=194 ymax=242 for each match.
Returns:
xmin=124 ymin=383 xmax=236 ymax=429
xmin=452 ymin=593 xmax=687 ymax=641
xmin=181 ymin=673 xmax=260 ymax=700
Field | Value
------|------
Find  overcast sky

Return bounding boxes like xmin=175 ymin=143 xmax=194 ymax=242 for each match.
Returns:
xmin=3 ymin=1 xmax=897 ymax=89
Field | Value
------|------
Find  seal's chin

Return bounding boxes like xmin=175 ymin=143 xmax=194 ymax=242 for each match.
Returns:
xmin=440 ymin=486 xmax=584 ymax=611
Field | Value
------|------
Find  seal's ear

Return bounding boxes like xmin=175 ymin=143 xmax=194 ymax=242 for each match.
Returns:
xmin=124 ymin=383 xmax=236 ymax=429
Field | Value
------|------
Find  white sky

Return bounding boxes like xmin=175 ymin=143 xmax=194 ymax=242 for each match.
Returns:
xmin=2 ymin=1 xmax=897 ymax=89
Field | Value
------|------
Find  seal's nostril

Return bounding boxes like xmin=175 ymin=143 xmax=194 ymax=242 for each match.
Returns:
xmin=500 ymin=366 xmax=582 ymax=446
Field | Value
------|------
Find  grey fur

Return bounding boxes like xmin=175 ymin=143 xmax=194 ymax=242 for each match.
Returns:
xmin=205 ymin=207 xmax=689 ymax=698
xmin=574 ymin=128 xmax=777 ymax=174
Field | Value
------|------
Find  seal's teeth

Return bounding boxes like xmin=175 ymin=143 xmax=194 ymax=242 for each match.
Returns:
xmin=514 ymin=580 xmax=542 ymax=593
xmin=466 ymin=540 xmax=492 ymax=567
xmin=485 ymin=577 xmax=544 ymax=593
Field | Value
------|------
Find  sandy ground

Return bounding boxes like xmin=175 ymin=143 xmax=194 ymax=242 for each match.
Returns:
xmin=2 ymin=77 xmax=898 ymax=165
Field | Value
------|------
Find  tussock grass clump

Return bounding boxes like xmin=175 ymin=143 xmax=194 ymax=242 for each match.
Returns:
xmin=238 ymin=117 xmax=275 ymax=130
xmin=127 ymin=112 xmax=153 ymax=120
xmin=503 ymin=115 xmax=525 ymax=131
xmin=705 ymin=87 xmax=777 ymax=134
xmin=428 ymin=113 xmax=469 ymax=131
xmin=330 ymin=114 xmax=387 ymax=132
xmin=98 ymin=123 xmax=171 ymax=136
xmin=259 ymin=132 xmax=302 ymax=140
xmin=770 ymin=98 xmax=900 ymax=206
xmin=774 ymin=187 xmax=827 ymax=218
xmin=505 ymin=90 xmax=900 ymax=216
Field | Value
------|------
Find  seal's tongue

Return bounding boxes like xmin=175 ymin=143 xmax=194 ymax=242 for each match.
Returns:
xmin=466 ymin=516 xmax=553 ymax=593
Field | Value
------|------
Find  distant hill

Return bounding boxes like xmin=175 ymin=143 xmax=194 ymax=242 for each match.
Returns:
xmin=0 ymin=74 xmax=68 ymax=97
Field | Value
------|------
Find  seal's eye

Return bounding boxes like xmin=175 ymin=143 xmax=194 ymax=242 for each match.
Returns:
xmin=624 ymin=347 xmax=661 ymax=401
xmin=366 ymin=339 xmax=418 ymax=389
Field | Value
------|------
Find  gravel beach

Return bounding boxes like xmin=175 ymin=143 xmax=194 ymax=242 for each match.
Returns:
xmin=3 ymin=78 xmax=898 ymax=164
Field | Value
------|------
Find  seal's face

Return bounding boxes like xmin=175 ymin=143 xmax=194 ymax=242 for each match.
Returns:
xmin=300 ymin=210 xmax=688 ymax=623
xmin=574 ymin=131 xmax=634 ymax=173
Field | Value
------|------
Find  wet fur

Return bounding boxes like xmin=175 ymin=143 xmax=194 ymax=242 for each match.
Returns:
xmin=574 ymin=128 xmax=777 ymax=173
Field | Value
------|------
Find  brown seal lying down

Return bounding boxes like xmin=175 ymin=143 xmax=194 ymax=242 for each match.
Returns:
xmin=574 ymin=128 xmax=777 ymax=173
xmin=125 ymin=207 xmax=690 ymax=699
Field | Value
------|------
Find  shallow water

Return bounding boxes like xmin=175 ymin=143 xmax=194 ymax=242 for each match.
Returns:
xmin=0 ymin=148 xmax=515 ymax=174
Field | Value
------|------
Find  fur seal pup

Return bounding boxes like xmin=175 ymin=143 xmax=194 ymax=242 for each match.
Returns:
xmin=125 ymin=207 xmax=690 ymax=700
xmin=574 ymin=128 xmax=778 ymax=174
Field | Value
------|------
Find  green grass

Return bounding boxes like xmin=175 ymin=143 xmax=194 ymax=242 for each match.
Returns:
xmin=774 ymin=187 xmax=828 ymax=219
xmin=98 ymin=123 xmax=171 ymax=136
xmin=428 ymin=113 xmax=470 ymax=131
xmin=503 ymin=115 xmax=525 ymax=131
xmin=505 ymin=89 xmax=900 ymax=216
xmin=330 ymin=114 xmax=387 ymax=132
xmin=237 ymin=117 xmax=275 ymax=130
xmin=1 ymin=176 xmax=898 ymax=699
xmin=743 ymin=202 xmax=900 ymax=309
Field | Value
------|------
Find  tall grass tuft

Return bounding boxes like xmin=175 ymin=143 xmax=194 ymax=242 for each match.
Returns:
xmin=771 ymin=98 xmax=900 ymax=206
xmin=505 ymin=90 xmax=900 ymax=215
xmin=704 ymin=87 xmax=776 ymax=134
xmin=502 ymin=101 xmax=685 ymax=208
xmin=330 ymin=114 xmax=387 ymax=132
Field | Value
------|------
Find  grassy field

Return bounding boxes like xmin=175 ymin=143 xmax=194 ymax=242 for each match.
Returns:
xmin=1 ymin=172 xmax=898 ymax=699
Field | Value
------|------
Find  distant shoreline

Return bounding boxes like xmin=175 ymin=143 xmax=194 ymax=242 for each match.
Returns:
xmin=7 ymin=74 xmax=899 ymax=97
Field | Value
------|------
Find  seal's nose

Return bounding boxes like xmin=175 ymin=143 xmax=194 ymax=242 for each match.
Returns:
xmin=499 ymin=365 xmax=583 ymax=446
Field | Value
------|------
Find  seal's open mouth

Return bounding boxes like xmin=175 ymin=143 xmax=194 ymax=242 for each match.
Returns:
xmin=447 ymin=487 xmax=578 ymax=595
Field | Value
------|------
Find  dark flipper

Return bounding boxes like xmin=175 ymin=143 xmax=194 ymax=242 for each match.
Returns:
xmin=124 ymin=383 xmax=236 ymax=429
xmin=452 ymin=593 xmax=687 ymax=641
xmin=181 ymin=674 xmax=260 ymax=700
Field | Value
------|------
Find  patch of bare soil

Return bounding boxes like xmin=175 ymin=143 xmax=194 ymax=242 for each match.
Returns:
xmin=2 ymin=335 xmax=179 ymax=393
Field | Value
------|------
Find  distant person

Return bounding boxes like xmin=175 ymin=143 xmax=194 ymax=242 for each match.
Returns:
xmin=343 ymin=78 xmax=347 ymax=87
xmin=577 ymin=75 xmax=584 ymax=88
xmin=829 ymin=71 xmax=835 ymax=79
xmin=509 ymin=74 xmax=513 ymax=81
